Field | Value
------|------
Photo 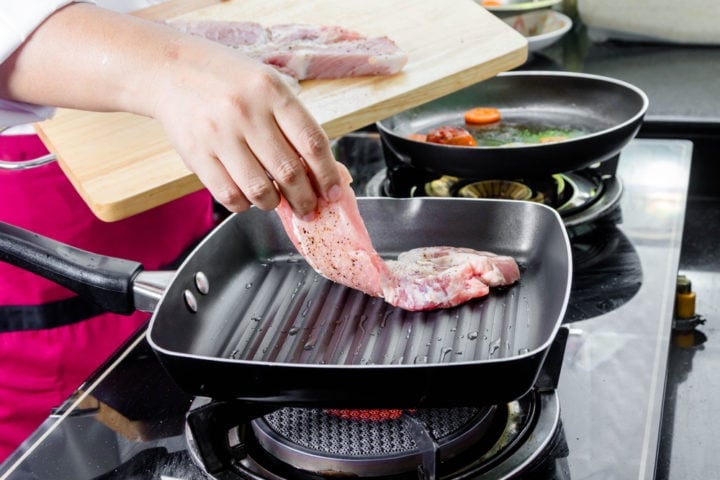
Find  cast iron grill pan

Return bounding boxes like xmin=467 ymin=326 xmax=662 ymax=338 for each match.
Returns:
xmin=148 ymin=198 xmax=571 ymax=407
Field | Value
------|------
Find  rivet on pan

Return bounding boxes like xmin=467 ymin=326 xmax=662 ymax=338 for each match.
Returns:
xmin=183 ymin=289 xmax=198 ymax=313
xmin=194 ymin=272 xmax=210 ymax=295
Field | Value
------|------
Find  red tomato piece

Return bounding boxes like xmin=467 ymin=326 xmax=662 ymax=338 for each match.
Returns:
xmin=425 ymin=126 xmax=477 ymax=146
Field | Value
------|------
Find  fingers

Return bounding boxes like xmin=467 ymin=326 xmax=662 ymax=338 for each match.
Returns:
xmin=237 ymin=108 xmax=314 ymax=214
xmin=213 ymin=131 xmax=281 ymax=212
xmin=180 ymin=124 xmax=279 ymax=214
xmin=183 ymin=118 xmax=318 ymax=216
xmin=273 ymin=94 xmax=344 ymax=206
xmin=183 ymin=150 xmax=251 ymax=213
xmin=240 ymin=73 xmax=343 ymax=217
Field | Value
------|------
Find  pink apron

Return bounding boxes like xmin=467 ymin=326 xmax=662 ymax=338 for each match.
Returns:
xmin=0 ymin=133 xmax=215 ymax=461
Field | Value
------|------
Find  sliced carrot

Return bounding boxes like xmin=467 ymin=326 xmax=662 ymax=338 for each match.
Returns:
xmin=407 ymin=133 xmax=428 ymax=142
xmin=481 ymin=0 xmax=502 ymax=6
xmin=464 ymin=107 xmax=501 ymax=125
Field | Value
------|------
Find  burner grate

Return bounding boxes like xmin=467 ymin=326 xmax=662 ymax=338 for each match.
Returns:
xmin=249 ymin=404 xmax=505 ymax=477
xmin=255 ymin=407 xmax=492 ymax=457
xmin=184 ymin=391 xmax=567 ymax=480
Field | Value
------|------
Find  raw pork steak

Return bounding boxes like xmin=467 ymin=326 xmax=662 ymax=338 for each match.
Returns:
xmin=275 ymin=164 xmax=520 ymax=311
xmin=165 ymin=20 xmax=408 ymax=80
xmin=275 ymin=164 xmax=389 ymax=298
xmin=382 ymin=247 xmax=520 ymax=311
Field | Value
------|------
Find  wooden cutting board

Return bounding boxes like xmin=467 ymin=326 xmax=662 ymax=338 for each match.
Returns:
xmin=34 ymin=0 xmax=527 ymax=222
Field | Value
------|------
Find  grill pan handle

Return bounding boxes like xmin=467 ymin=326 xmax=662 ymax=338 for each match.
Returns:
xmin=0 ymin=221 xmax=143 ymax=314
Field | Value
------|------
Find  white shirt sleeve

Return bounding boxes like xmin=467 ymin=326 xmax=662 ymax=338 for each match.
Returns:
xmin=0 ymin=1 xmax=97 ymax=65
xmin=0 ymin=1 xmax=96 ymax=127
xmin=0 ymin=0 xmax=168 ymax=129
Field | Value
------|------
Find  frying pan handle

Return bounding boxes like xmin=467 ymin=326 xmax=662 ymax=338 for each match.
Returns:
xmin=380 ymin=136 xmax=414 ymax=165
xmin=0 ymin=221 xmax=142 ymax=314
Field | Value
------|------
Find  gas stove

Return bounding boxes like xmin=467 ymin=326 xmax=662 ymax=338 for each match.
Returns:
xmin=0 ymin=136 xmax=692 ymax=480
xmin=342 ymin=132 xmax=623 ymax=229
xmin=180 ymin=324 xmax=568 ymax=480
xmin=185 ymin=392 xmax=567 ymax=480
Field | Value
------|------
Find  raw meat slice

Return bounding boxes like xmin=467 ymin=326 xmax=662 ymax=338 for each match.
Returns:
xmin=275 ymin=163 xmax=389 ymax=298
xmin=164 ymin=20 xmax=408 ymax=80
xmin=274 ymin=164 xmax=520 ymax=311
xmin=255 ymin=36 xmax=409 ymax=80
xmin=165 ymin=20 xmax=269 ymax=47
xmin=268 ymin=24 xmax=364 ymax=44
xmin=381 ymin=247 xmax=520 ymax=311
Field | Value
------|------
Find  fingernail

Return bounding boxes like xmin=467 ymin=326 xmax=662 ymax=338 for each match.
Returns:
xmin=327 ymin=184 xmax=341 ymax=202
xmin=301 ymin=211 xmax=316 ymax=222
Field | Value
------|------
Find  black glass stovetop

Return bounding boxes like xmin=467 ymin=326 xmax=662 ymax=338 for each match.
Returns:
xmin=0 ymin=138 xmax=692 ymax=480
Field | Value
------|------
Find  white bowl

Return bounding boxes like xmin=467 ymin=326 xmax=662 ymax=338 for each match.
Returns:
xmin=478 ymin=0 xmax=562 ymax=15
xmin=503 ymin=10 xmax=573 ymax=52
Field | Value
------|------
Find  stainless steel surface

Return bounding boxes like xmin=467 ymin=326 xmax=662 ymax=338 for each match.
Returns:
xmin=0 ymin=153 xmax=56 ymax=171
xmin=474 ymin=393 xmax=562 ymax=480
xmin=563 ymin=175 xmax=623 ymax=227
xmin=0 ymin=127 xmax=58 ymax=171
xmin=558 ymin=139 xmax=692 ymax=479
xmin=132 ymin=270 xmax=175 ymax=313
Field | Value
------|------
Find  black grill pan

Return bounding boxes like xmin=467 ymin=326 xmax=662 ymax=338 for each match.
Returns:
xmin=147 ymin=197 xmax=572 ymax=407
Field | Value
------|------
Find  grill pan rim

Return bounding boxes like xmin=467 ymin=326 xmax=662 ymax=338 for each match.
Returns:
xmin=147 ymin=197 xmax=571 ymax=373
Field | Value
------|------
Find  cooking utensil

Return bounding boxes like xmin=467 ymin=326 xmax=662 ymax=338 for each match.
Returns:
xmin=503 ymin=10 xmax=573 ymax=53
xmin=0 ymin=197 xmax=571 ymax=408
xmin=375 ymin=71 xmax=648 ymax=178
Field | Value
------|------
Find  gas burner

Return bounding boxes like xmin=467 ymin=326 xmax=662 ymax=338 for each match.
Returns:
xmin=252 ymin=406 xmax=499 ymax=476
xmin=334 ymin=131 xmax=624 ymax=227
xmin=184 ymin=329 xmax=570 ymax=480
xmin=185 ymin=391 xmax=567 ymax=480
xmin=365 ymin=169 xmax=622 ymax=227
xmin=457 ymin=180 xmax=537 ymax=201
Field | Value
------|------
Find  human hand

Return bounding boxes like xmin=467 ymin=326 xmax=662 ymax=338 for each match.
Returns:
xmin=146 ymin=33 xmax=343 ymax=217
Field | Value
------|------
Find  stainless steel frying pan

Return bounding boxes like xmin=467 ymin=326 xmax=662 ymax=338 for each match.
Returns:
xmin=376 ymin=71 xmax=648 ymax=178
xmin=0 ymin=197 xmax=571 ymax=408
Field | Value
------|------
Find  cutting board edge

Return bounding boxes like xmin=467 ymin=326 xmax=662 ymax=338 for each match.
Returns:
xmin=104 ymin=182 xmax=205 ymax=222
xmin=33 ymin=115 xmax=207 ymax=222
xmin=53 ymin=154 xmax=205 ymax=223
xmin=93 ymin=175 xmax=205 ymax=222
